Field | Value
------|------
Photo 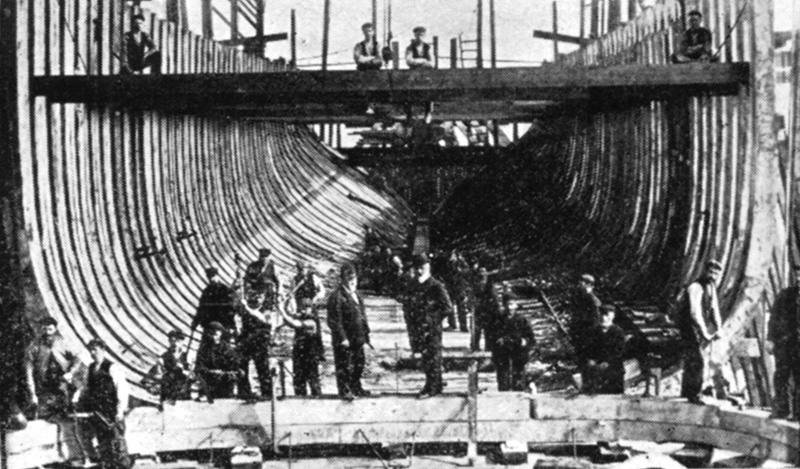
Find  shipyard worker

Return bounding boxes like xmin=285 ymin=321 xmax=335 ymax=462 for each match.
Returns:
xmin=569 ymin=274 xmax=601 ymax=383
xmin=243 ymin=248 xmax=280 ymax=314
xmin=405 ymin=27 xmax=433 ymax=69
xmin=237 ymin=290 xmax=274 ymax=400
xmin=671 ymin=10 xmax=713 ymax=63
xmin=24 ymin=317 xmax=82 ymax=420
xmin=584 ymin=306 xmax=626 ymax=394
xmin=293 ymin=261 xmax=324 ymax=307
xmin=767 ymin=266 xmax=800 ymax=419
xmin=77 ymin=339 xmax=131 ymax=469
xmin=473 ymin=267 xmax=499 ymax=351
xmin=327 ymin=264 xmax=371 ymax=400
xmin=122 ymin=14 xmax=161 ymax=74
xmin=450 ymin=252 xmax=473 ymax=332
xmin=678 ymin=260 xmax=726 ymax=404
xmin=492 ymin=296 xmax=536 ymax=391
xmin=354 ymin=22 xmax=383 ymax=71
xmin=155 ymin=330 xmax=192 ymax=409
xmin=195 ymin=322 xmax=241 ymax=402
xmin=281 ymin=294 xmax=324 ymax=397
xmin=406 ymin=254 xmax=453 ymax=398
xmin=189 ymin=267 xmax=236 ymax=354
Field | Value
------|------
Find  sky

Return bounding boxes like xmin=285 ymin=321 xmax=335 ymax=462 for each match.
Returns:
xmin=144 ymin=0 xmax=797 ymax=69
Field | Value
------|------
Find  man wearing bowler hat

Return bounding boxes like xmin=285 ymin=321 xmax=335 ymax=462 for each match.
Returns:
xmin=405 ymin=253 xmax=452 ymax=398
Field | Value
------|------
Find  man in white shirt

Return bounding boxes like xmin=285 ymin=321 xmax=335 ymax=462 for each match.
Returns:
xmin=678 ymin=260 xmax=726 ymax=403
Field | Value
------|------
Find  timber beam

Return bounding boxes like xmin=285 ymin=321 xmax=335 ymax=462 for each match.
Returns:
xmin=201 ymin=100 xmax=557 ymax=123
xmin=33 ymin=63 xmax=749 ymax=110
xmin=340 ymin=146 xmax=504 ymax=167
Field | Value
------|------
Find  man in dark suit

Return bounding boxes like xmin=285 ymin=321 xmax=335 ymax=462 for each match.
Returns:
xmin=189 ymin=267 xmax=236 ymax=355
xmin=492 ymin=296 xmax=536 ymax=391
xmin=327 ymin=264 xmax=371 ymax=400
xmin=569 ymin=274 xmax=601 ymax=384
xmin=584 ymin=306 xmax=626 ymax=394
xmin=405 ymin=254 xmax=453 ymax=398
xmin=768 ymin=266 xmax=800 ymax=419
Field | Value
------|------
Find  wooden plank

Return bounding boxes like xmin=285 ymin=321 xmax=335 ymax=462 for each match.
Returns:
xmin=533 ymin=30 xmax=588 ymax=46
xmin=33 ymin=63 xmax=750 ymax=108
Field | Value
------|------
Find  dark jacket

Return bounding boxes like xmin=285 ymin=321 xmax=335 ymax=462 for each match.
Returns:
xmin=475 ymin=283 xmax=501 ymax=350
xmin=769 ymin=286 xmax=800 ymax=346
xmin=494 ymin=313 xmax=536 ymax=357
xmin=405 ymin=277 xmax=452 ymax=353
xmin=586 ymin=324 xmax=626 ymax=394
xmin=193 ymin=281 xmax=236 ymax=332
xmin=327 ymin=286 xmax=371 ymax=347
xmin=125 ymin=31 xmax=157 ymax=71
xmin=569 ymin=288 xmax=601 ymax=360
xmin=244 ymin=259 xmax=279 ymax=310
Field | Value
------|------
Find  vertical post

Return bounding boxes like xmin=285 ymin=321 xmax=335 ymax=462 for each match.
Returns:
xmin=392 ymin=41 xmax=399 ymax=69
xmin=372 ymin=0 xmax=378 ymax=35
xmin=607 ymin=0 xmax=621 ymax=31
xmin=166 ymin=0 xmax=188 ymax=28
xmin=590 ymin=0 xmax=600 ymax=38
xmin=489 ymin=0 xmax=496 ymax=68
xmin=476 ymin=0 xmax=483 ymax=68
xmin=513 ymin=123 xmax=519 ymax=140
xmin=291 ymin=9 xmax=297 ymax=69
xmin=433 ymin=36 xmax=439 ymax=69
xmin=788 ymin=0 xmax=800 ymax=277
xmin=202 ymin=0 xmax=213 ymax=38
xmin=466 ymin=314 xmax=479 ymax=465
xmin=322 ymin=0 xmax=330 ymax=71
xmin=256 ymin=0 xmax=265 ymax=40
xmin=450 ymin=38 xmax=458 ymax=68
xmin=552 ymin=1 xmax=559 ymax=60
xmin=231 ymin=0 xmax=239 ymax=40
xmin=628 ymin=0 xmax=637 ymax=22
xmin=579 ymin=0 xmax=585 ymax=39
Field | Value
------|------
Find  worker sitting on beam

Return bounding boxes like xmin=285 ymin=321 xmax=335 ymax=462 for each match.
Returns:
xmin=671 ymin=10 xmax=714 ymax=64
xmin=122 ymin=14 xmax=162 ymax=75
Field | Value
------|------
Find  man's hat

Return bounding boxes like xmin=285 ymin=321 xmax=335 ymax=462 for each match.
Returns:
xmin=412 ymin=253 xmax=430 ymax=268
xmin=168 ymin=329 xmax=186 ymax=340
xmin=205 ymin=266 xmax=219 ymax=277
xmin=580 ymin=273 xmax=595 ymax=284
xmin=706 ymin=260 xmax=723 ymax=271
xmin=259 ymin=248 xmax=272 ymax=257
xmin=39 ymin=317 xmax=58 ymax=326
xmin=87 ymin=338 xmax=106 ymax=350
xmin=687 ymin=9 xmax=702 ymax=17
xmin=207 ymin=321 xmax=225 ymax=332
xmin=413 ymin=26 xmax=426 ymax=34
xmin=362 ymin=22 xmax=374 ymax=30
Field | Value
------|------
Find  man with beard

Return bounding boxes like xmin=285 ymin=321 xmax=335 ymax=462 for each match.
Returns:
xmin=24 ymin=317 xmax=81 ymax=419
xmin=327 ymin=264 xmax=371 ymax=400
xmin=405 ymin=254 xmax=453 ymax=398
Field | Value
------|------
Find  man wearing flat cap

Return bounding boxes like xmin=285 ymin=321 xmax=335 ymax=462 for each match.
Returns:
xmin=405 ymin=253 xmax=453 ymax=398
xmin=568 ymin=273 xmax=601 ymax=385
xmin=195 ymin=322 xmax=241 ymax=402
xmin=77 ymin=339 xmax=131 ymax=469
xmin=24 ymin=317 xmax=82 ymax=419
xmin=190 ymin=267 xmax=236 ymax=354
xmin=768 ymin=265 xmax=800 ymax=419
xmin=154 ymin=330 xmax=192 ymax=408
xmin=678 ymin=260 xmax=726 ymax=403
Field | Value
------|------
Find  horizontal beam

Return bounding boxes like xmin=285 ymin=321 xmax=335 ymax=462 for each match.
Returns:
xmin=33 ymin=63 xmax=749 ymax=110
xmin=201 ymin=100 xmax=556 ymax=123
xmin=533 ymin=30 xmax=588 ymax=45
xmin=217 ymin=32 xmax=288 ymax=47
xmin=340 ymin=146 xmax=504 ymax=167
xmin=6 ymin=395 xmax=797 ymax=467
